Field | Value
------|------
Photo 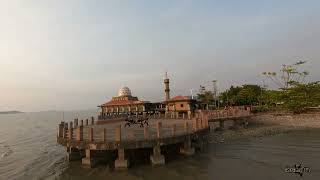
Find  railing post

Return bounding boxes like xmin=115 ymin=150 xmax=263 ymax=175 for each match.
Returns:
xmin=172 ymin=124 xmax=176 ymax=137
xmin=91 ymin=117 xmax=95 ymax=125
xmin=184 ymin=121 xmax=189 ymax=134
xmin=80 ymin=120 xmax=84 ymax=126
xmin=69 ymin=122 xmax=73 ymax=140
xmin=69 ymin=127 xmax=73 ymax=140
xmin=205 ymin=116 xmax=209 ymax=128
xmin=193 ymin=119 xmax=198 ymax=132
xmin=63 ymin=123 xmax=68 ymax=139
xmin=76 ymin=125 xmax=83 ymax=141
xmin=144 ymin=126 xmax=149 ymax=140
xmin=74 ymin=118 xmax=78 ymax=128
xmin=85 ymin=119 xmax=89 ymax=126
xmin=102 ymin=128 xmax=107 ymax=142
xmin=131 ymin=130 xmax=135 ymax=140
xmin=58 ymin=122 xmax=64 ymax=137
xmin=156 ymin=121 xmax=162 ymax=138
xmin=115 ymin=125 xmax=121 ymax=142
xmin=88 ymin=127 xmax=93 ymax=142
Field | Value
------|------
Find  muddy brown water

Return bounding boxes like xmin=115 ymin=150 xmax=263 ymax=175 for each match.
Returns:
xmin=0 ymin=111 xmax=319 ymax=180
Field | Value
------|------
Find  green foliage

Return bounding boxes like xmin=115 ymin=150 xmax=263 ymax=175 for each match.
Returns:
xmin=263 ymin=61 xmax=308 ymax=89
xmin=251 ymin=105 xmax=269 ymax=114
xmin=197 ymin=90 xmax=214 ymax=106
xmin=280 ymin=82 xmax=320 ymax=113
xmin=220 ymin=84 xmax=263 ymax=106
xmin=259 ymin=90 xmax=282 ymax=106
xmin=262 ymin=61 xmax=320 ymax=113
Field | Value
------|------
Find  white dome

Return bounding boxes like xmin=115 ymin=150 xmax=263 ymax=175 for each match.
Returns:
xmin=118 ymin=87 xmax=132 ymax=97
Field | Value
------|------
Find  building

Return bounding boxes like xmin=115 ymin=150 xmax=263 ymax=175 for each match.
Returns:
xmin=98 ymin=87 xmax=165 ymax=119
xmin=98 ymin=73 xmax=199 ymax=120
xmin=165 ymin=95 xmax=197 ymax=119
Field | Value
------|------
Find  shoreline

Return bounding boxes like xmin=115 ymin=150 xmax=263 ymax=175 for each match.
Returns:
xmin=208 ymin=112 xmax=320 ymax=143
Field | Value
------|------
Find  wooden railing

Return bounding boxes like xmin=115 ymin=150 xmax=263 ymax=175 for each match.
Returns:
xmin=57 ymin=117 xmax=209 ymax=143
xmin=198 ymin=108 xmax=251 ymax=121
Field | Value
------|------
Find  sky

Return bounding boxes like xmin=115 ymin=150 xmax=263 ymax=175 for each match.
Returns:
xmin=1 ymin=0 xmax=320 ymax=112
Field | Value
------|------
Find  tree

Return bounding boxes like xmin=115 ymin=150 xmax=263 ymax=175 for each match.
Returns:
xmin=281 ymin=82 xmax=320 ymax=113
xmin=262 ymin=61 xmax=320 ymax=113
xmin=263 ymin=61 xmax=308 ymax=89
xmin=197 ymin=90 xmax=214 ymax=110
xmin=219 ymin=84 xmax=263 ymax=106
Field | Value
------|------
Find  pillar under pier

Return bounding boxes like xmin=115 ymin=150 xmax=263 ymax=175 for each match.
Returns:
xmin=66 ymin=147 xmax=82 ymax=161
xmin=115 ymin=148 xmax=129 ymax=169
xmin=82 ymin=149 xmax=97 ymax=168
xmin=219 ymin=120 xmax=225 ymax=129
xmin=180 ymin=136 xmax=195 ymax=156
xmin=150 ymin=145 xmax=165 ymax=166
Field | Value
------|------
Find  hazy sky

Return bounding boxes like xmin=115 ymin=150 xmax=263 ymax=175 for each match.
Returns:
xmin=1 ymin=0 xmax=320 ymax=111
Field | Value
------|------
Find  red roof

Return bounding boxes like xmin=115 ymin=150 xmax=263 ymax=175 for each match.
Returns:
xmin=101 ymin=99 xmax=147 ymax=106
xmin=169 ymin=96 xmax=192 ymax=101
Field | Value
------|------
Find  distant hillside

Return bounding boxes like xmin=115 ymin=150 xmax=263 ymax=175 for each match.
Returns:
xmin=0 ymin=111 xmax=23 ymax=114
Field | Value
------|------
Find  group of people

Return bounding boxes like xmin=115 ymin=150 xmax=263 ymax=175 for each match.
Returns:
xmin=124 ymin=116 xmax=149 ymax=127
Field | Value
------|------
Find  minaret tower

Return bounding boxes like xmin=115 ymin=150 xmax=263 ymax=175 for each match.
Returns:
xmin=164 ymin=72 xmax=170 ymax=101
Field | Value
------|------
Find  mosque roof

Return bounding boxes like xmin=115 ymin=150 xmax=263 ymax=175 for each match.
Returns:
xmin=99 ymin=86 xmax=150 ymax=106
xmin=118 ymin=86 xmax=132 ymax=97
xmin=168 ymin=96 xmax=195 ymax=102
xmin=100 ymin=99 xmax=147 ymax=106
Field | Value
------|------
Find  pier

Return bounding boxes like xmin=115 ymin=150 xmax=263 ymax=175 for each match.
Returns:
xmin=56 ymin=108 xmax=251 ymax=169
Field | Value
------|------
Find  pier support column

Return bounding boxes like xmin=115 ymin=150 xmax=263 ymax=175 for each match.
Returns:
xmin=219 ymin=120 xmax=225 ymax=129
xmin=82 ymin=149 xmax=97 ymax=168
xmin=180 ymin=136 xmax=195 ymax=156
xmin=115 ymin=148 xmax=129 ymax=169
xmin=188 ymin=111 xmax=192 ymax=119
xmin=66 ymin=147 xmax=81 ymax=161
xmin=150 ymin=145 xmax=165 ymax=166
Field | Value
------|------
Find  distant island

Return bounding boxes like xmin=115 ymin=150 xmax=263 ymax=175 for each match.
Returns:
xmin=0 ymin=111 xmax=23 ymax=114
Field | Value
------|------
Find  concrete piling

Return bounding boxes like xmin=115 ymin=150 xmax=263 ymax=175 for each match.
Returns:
xmin=67 ymin=148 xmax=81 ymax=161
xmin=219 ymin=120 xmax=225 ymax=129
xmin=115 ymin=148 xmax=129 ymax=169
xmin=150 ymin=145 xmax=165 ymax=166
xmin=180 ymin=136 xmax=195 ymax=156
xmin=82 ymin=149 xmax=97 ymax=168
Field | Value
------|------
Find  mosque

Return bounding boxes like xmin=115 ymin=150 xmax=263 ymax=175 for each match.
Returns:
xmin=98 ymin=73 xmax=198 ymax=119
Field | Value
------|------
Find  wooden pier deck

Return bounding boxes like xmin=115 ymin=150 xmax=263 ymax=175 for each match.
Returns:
xmin=56 ymin=109 xmax=251 ymax=169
